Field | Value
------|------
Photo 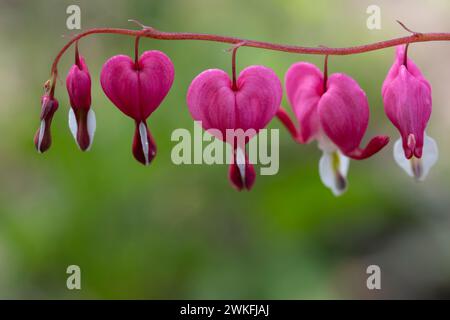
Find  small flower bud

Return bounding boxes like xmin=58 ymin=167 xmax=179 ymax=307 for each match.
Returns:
xmin=34 ymin=94 xmax=59 ymax=153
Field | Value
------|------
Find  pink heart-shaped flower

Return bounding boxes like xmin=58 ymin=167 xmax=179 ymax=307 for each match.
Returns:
xmin=187 ymin=65 xmax=282 ymax=190
xmin=100 ymin=50 xmax=174 ymax=165
xmin=187 ymin=66 xmax=282 ymax=141
xmin=101 ymin=50 xmax=174 ymax=121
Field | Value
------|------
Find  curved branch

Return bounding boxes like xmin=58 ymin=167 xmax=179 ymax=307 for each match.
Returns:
xmin=48 ymin=25 xmax=450 ymax=94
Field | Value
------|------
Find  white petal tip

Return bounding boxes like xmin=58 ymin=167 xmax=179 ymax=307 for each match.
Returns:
xmin=319 ymin=150 xmax=350 ymax=196
xmin=139 ymin=121 xmax=150 ymax=165
xmin=393 ymin=135 xmax=438 ymax=181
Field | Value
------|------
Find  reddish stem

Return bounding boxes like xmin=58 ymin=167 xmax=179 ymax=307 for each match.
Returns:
xmin=134 ymin=35 xmax=141 ymax=68
xmin=323 ymin=54 xmax=329 ymax=92
xmin=75 ymin=41 xmax=81 ymax=68
xmin=48 ymin=25 xmax=450 ymax=94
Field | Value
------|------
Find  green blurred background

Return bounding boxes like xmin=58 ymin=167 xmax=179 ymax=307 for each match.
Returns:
xmin=1 ymin=0 xmax=450 ymax=299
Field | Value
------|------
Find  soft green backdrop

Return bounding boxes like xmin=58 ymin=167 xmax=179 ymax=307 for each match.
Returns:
xmin=0 ymin=0 xmax=450 ymax=299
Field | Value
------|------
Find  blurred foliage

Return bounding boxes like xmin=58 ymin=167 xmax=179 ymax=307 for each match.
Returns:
xmin=0 ymin=0 xmax=450 ymax=299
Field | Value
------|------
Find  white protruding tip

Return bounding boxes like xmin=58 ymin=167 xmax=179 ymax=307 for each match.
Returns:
xmin=37 ymin=120 xmax=46 ymax=153
xmin=68 ymin=108 xmax=78 ymax=143
xmin=393 ymin=134 xmax=438 ymax=181
xmin=236 ymin=147 xmax=246 ymax=185
xmin=139 ymin=121 xmax=149 ymax=165
xmin=319 ymin=150 xmax=350 ymax=196
xmin=86 ymin=109 xmax=96 ymax=151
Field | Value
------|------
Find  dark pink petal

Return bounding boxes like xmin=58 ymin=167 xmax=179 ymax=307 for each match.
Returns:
xmin=187 ymin=66 xmax=282 ymax=142
xmin=285 ymin=62 xmax=324 ymax=143
xmin=34 ymin=95 xmax=59 ymax=153
xmin=276 ymin=107 xmax=303 ymax=143
xmin=235 ymin=66 xmax=283 ymax=132
xmin=318 ymin=73 xmax=388 ymax=159
xmin=132 ymin=121 xmax=156 ymax=166
xmin=187 ymin=69 xmax=235 ymax=138
xmin=346 ymin=135 xmax=390 ymax=160
xmin=228 ymin=149 xmax=256 ymax=191
xmin=100 ymin=50 xmax=174 ymax=121
xmin=66 ymin=55 xmax=91 ymax=110
xmin=382 ymin=46 xmax=430 ymax=97
xmin=382 ymin=46 xmax=432 ymax=159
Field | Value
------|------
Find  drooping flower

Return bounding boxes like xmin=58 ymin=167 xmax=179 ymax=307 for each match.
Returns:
xmin=382 ymin=45 xmax=438 ymax=181
xmin=187 ymin=66 xmax=282 ymax=190
xmin=34 ymin=88 xmax=59 ymax=153
xmin=66 ymin=45 xmax=96 ymax=151
xmin=285 ymin=61 xmax=389 ymax=196
xmin=100 ymin=50 xmax=174 ymax=165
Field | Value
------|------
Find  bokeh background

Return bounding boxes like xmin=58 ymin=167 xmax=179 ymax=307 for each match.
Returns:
xmin=1 ymin=0 xmax=450 ymax=299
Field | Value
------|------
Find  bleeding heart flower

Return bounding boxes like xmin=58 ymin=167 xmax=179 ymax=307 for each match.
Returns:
xmin=100 ymin=50 xmax=174 ymax=165
xmin=187 ymin=66 xmax=282 ymax=190
xmin=285 ymin=61 xmax=389 ymax=196
xmin=34 ymin=93 xmax=59 ymax=153
xmin=382 ymin=45 xmax=437 ymax=181
xmin=66 ymin=47 xmax=96 ymax=151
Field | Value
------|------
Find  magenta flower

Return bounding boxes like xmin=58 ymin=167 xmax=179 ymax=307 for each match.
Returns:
xmin=34 ymin=93 xmax=59 ymax=153
xmin=100 ymin=50 xmax=174 ymax=165
xmin=382 ymin=45 xmax=438 ymax=181
xmin=187 ymin=66 xmax=282 ymax=190
xmin=285 ymin=62 xmax=389 ymax=195
xmin=66 ymin=48 xmax=96 ymax=151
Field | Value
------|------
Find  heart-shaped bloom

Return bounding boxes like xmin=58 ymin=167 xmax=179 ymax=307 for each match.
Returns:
xmin=382 ymin=45 xmax=437 ymax=181
xmin=66 ymin=51 xmax=96 ymax=151
xmin=34 ymin=93 xmax=59 ymax=153
xmin=285 ymin=62 xmax=389 ymax=196
xmin=187 ymin=66 xmax=282 ymax=190
xmin=100 ymin=50 xmax=174 ymax=165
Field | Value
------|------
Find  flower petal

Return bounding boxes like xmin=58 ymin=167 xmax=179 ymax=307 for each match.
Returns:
xmin=187 ymin=66 xmax=282 ymax=144
xmin=66 ymin=55 xmax=91 ymax=110
xmin=318 ymin=73 xmax=387 ymax=159
xmin=100 ymin=51 xmax=174 ymax=121
xmin=68 ymin=108 xmax=96 ymax=151
xmin=319 ymin=150 xmax=349 ymax=196
xmin=285 ymin=62 xmax=324 ymax=143
xmin=393 ymin=134 xmax=438 ymax=181
xmin=383 ymin=65 xmax=431 ymax=159
xmin=228 ymin=148 xmax=256 ymax=191
xmin=132 ymin=121 xmax=157 ymax=165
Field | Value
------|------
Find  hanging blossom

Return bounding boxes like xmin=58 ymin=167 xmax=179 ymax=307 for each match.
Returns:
xmin=382 ymin=45 xmax=438 ymax=181
xmin=66 ymin=43 xmax=96 ymax=151
xmin=187 ymin=45 xmax=282 ymax=190
xmin=284 ymin=59 xmax=389 ymax=196
xmin=100 ymin=38 xmax=174 ymax=165
xmin=34 ymin=83 xmax=59 ymax=153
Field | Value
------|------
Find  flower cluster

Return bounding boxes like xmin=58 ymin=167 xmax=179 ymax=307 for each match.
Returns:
xmin=35 ymin=38 xmax=438 ymax=195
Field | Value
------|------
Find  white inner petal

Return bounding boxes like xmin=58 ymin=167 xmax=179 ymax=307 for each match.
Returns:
xmin=415 ymin=134 xmax=438 ymax=181
xmin=236 ymin=147 xmax=246 ymax=184
xmin=319 ymin=150 xmax=349 ymax=196
xmin=393 ymin=134 xmax=438 ymax=181
xmin=139 ymin=121 xmax=149 ymax=165
xmin=68 ymin=108 xmax=78 ymax=143
xmin=37 ymin=120 xmax=46 ymax=153
xmin=86 ymin=109 xmax=96 ymax=151
xmin=393 ymin=137 xmax=413 ymax=177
